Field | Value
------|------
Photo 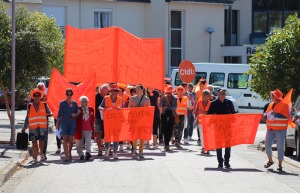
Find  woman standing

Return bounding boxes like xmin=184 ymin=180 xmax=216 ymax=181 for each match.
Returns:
xmin=56 ymin=88 xmax=80 ymax=161
xmin=146 ymin=88 xmax=160 ymax=149
xmin=195 ymin=89 xmax=211 ymax=154
xmin=128 ymin=84 xmax=151 ymax=158
xmin=75 ymin=96 xmax=94 ymax=160
xmin=264 ymin=89 xmax=291 ymax=171
xmin=160 ymin=86 xmax=177 ymax=151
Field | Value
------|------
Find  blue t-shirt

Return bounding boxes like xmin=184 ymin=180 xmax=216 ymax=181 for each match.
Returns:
xmin=57 ymin=100 xmax=79 ymax=122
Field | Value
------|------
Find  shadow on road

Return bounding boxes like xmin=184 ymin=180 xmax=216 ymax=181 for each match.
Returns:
xmin=267 ymin=169 xmax=299 ymax=176
xmin=204 ymin=167 xmax=264 ymax=173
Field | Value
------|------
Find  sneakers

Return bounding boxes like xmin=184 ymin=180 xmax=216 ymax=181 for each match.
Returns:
xmin=119 ymin=145 xmax=124 ymax=151
xmin=113 ymin=153 xmax=118 ymax=159
xmin=139 ymin=153 xmax=144 ymax=159
xmin=85 ymin=152 xmax=92 ymax=160
xmin=224 ymin=162 xmax=231 ymax=169
xmin=218 ymin=164 xmax=223 ymax=168
xmin=153 ymin=143 xmax=159 ymax=149
xmin=184 ymin=138 xmax=189 ymax=144
xmin=32 ymin=159 xmax=38 ymax=164
xmin=79 ymin=155 xmax=85 ymax=160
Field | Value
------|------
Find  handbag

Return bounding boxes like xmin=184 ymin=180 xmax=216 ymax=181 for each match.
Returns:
xmin=165 ymin=96 xmax=180 ymax=124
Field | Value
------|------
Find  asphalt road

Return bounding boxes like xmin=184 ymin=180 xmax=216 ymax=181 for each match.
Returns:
xmin=0 ymin=110 xmax=300 ymax=193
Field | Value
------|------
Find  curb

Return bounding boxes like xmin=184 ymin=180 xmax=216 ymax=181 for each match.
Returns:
xmin=0 ymin=147 xmax=31 ymax=185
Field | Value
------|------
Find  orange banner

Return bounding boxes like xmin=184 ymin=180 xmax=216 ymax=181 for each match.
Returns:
xmin=201 ymin=114 xmax=261 ymax=150
xmin=103 ymin=107 xmax=154 ymax=142
xmin=64 ymin=26 xmax=164 ymax=90
xmin=47 ymin=68 xmax=96 ymax=118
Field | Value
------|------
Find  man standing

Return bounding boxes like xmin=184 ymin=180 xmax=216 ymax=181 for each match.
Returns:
xmin=207 ymin=88 xmax=235 ymax=168
xmin=22 ymin=88 xmax=52 ymax=163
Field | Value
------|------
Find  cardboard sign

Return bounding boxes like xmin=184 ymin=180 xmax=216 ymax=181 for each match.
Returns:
xmin=64 ymin=26 xmax=165 ymax=91
xmin=201 ymin=114 xmax=261 ymax=150
xmin=47 ymin=68 xmax=96 ymax=118
xmin=103 ymin=107 xmax=154 ymax=142
xmin=178 ymin=60 xmax=196 ymax=83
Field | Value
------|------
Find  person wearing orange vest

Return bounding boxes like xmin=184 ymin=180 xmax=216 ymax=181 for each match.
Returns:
xmin=264 ymin=89 xmax=290 ymax=171
xmin=195 ymin=89 xmax=211 ymax=155
xmin=22 ymin=88 xmax=52 ymax=163
xmin=98 ymin=84 xmax=124 ymax=159
xmin=173 ymin=86 xmax=188 ymax=149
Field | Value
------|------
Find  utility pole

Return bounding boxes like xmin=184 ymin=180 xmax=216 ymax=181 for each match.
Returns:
xmin=10 ymin=0 xmax=16 ymax=146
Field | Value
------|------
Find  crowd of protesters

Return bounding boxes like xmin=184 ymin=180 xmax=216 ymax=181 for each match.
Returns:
xmin=21 ymin=79 xmax=291 ymax=171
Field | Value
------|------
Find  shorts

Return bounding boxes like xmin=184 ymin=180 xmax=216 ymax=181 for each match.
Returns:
xmin=152 ymin=116 xmax=160 ymax=135
xmin=29 ymin=128 xmax=48 ymax=141
xmin=60 ymin=122 xmax=76 ymax=136
xmin=95 ymin=119 xmax=104 ymax=133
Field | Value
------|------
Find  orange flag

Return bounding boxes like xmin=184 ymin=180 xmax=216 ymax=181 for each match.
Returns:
xmin=47 ymin=68 xmax=96 ymax=118
xmin=103 ymin=107 xmax=154 ymax=142
xmin=201 ymin=114 xmax=261 ymax=151
xmin=64 ymin=26 xmax=164 ymax=91
xmin=282 ymin=88 xmax=295 ymax=127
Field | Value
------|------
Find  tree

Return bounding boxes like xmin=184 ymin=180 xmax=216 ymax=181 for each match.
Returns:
xmin=249 ymin=14 xmax=300 ymax=101
xmin=0 ymin=3 xmax=64 ymax=100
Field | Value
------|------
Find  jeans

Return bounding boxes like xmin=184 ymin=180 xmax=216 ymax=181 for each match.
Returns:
xmin=76 ymin=131 xmax=92 ymax=156
xmin=184 ymin=111 xmax=194 ymax=139
xmin=105 ymin=142 xmax=119 ymax=151
xmin=216 ymin=147 xmax=231 ymax=165
xmin=265 ymin=129 xmax=287 ymax=161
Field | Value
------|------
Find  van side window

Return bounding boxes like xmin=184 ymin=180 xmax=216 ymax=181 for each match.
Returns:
xmin=227 ymin=73 xmax=249 ymax=89
xmin=209 ymin=73 xmax=225 ymax=87
xmin=175 ymin=72 xmax=206 ymax=86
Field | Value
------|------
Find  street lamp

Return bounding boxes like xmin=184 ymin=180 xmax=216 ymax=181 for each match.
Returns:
xmin=206 ymin=27 xmax=215 ymax=63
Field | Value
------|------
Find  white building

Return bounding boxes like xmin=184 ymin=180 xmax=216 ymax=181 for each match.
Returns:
xmin=4 ymin=0 xmax=298 ymax=77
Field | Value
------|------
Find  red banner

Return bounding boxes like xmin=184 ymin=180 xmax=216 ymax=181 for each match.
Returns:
xmin=64 ymin=26 xmax=164 ymax=91
xmin=47 ymin=68 xmax=96 ymax=118
xmin=201 ymin=114 xmax=261 ymax=150
xmin=103 ymin=107 xmax=154 ymax=142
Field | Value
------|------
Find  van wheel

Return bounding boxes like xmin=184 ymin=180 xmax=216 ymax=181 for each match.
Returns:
xmin=284 ymin=137 xmax=294 ymax=156
xmin=296 ymin=134 xmax=300 ymax=161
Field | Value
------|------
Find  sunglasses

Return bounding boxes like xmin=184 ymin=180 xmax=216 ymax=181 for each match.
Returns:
xmin=66 ymin=93 xmax=73 ymax=96
xmin=33 ymin=94 xmax=41 ymax=97
xmin=177 ymin=89 xmax=183 ymax=91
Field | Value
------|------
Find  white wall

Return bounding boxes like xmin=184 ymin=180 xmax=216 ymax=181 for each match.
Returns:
xmin=168 ymin=2 xmax=225 ymax=64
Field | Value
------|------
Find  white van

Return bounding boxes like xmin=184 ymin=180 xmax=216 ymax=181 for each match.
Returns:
xmin=171 ymin=63 xmax=267 ymax=109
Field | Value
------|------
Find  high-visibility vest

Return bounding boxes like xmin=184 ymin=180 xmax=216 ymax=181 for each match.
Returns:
xmin=176 ymin=96 xmax=188 ymax=115
xmin=104 ymin=96 xmax=123 ymax=109
xmin=28 ymin=102 xmax=48 ymax=130
xmin=266 ymin=101 xmax=289 ymax=130
xmin=122 ymin=94 xmax=129 ymax=103
xmin=197 ymin=100 xmax=211 ymax=124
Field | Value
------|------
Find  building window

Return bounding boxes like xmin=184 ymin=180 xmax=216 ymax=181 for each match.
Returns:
xmin=224 ymin=10 xmax=239 ymax=46
xmin=170 ymin=11 xmax=183 ymax=67
xmin=94 ymin=10 xmax=112 ymax=28
xmin=252 ymin=0 xmax=300 ymax=43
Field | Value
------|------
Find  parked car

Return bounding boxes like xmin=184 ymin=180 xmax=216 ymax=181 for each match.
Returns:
xmin=212 ymin=86 xmax=239 ymax=113
xmin=285 ymin=95 xmax=300 ymax=161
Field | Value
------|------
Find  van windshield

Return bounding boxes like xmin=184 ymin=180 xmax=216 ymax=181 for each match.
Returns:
xmin=175 ymin=72 xmax=207 ymax=86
